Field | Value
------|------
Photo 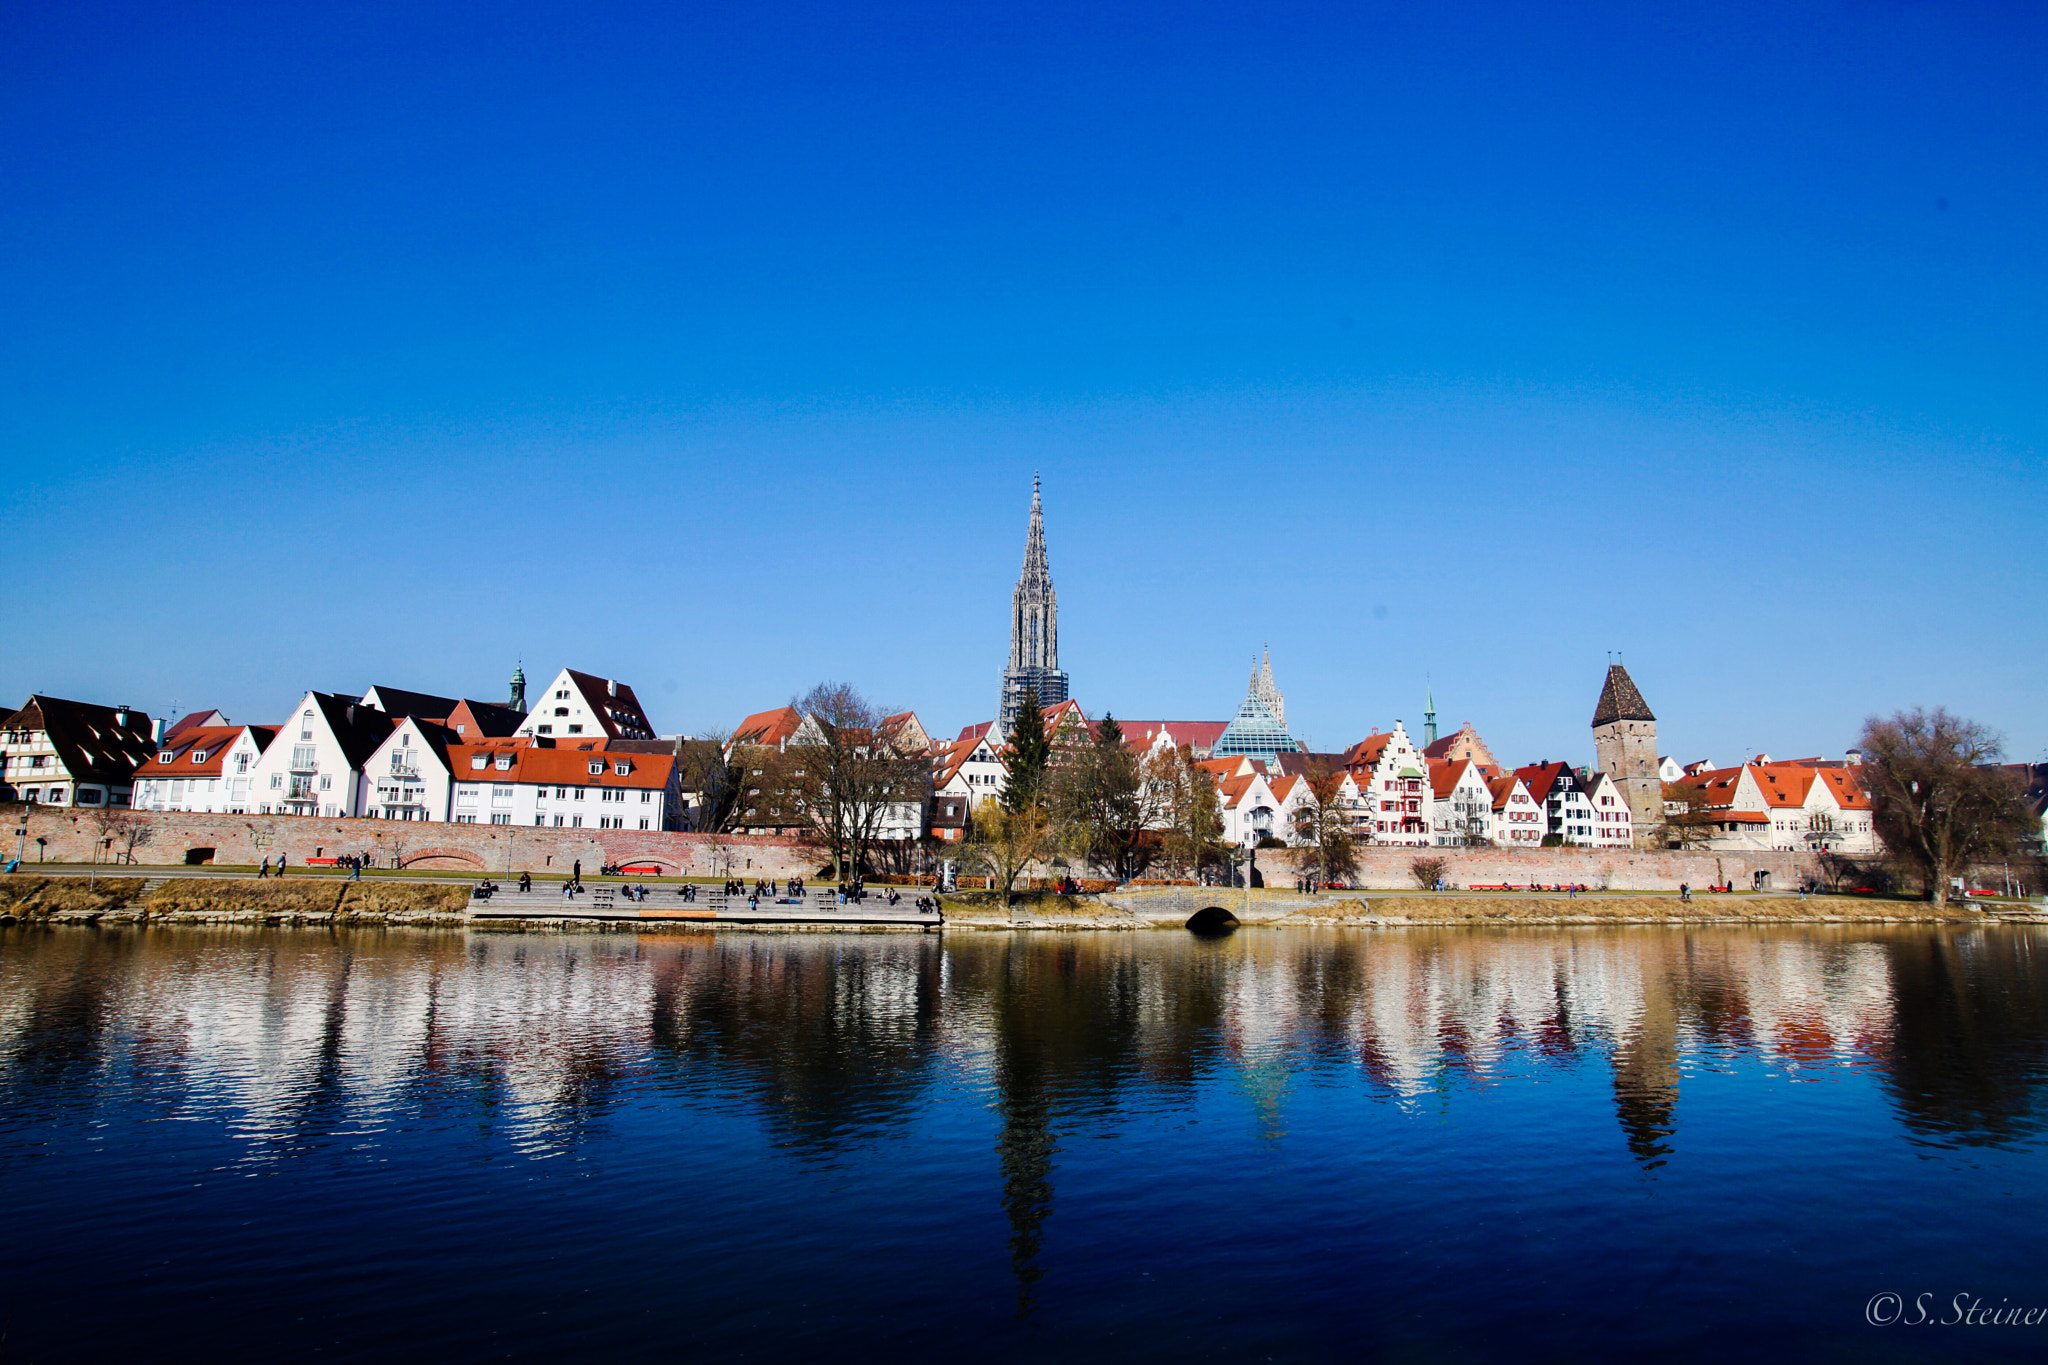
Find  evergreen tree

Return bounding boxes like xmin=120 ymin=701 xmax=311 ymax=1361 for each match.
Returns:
xmin=1001 ymin=688 xmax=1049 ymax=811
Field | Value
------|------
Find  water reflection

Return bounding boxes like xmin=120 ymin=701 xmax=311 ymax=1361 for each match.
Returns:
xmin=1 ymin=923 xmax=2045 ymax=1282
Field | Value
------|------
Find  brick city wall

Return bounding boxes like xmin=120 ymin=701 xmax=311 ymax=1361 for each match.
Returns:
xmin=8 ymin=803 xmax=1829 ymax=891
xmin=1260 ymin=844 xmax=1822 ymax=891
xmin=4 ymin=805 xmax=819 ymax=879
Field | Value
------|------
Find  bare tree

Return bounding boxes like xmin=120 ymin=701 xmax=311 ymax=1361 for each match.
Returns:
xmin=1141 ymin=744 xmax=1225 ymax=882
xmin=1046 ymin=714 xmax=1144 ymax=880
xmin=1657 ymin=781 xmax=1718 ymax=851
xmin=91 ymin=810 xmax=154 ymax=866
xmin=1861 ymin=708 xmax=2033 ymax=909
xmin=1410 ymin=855 xmax=1450 ymax=890
xmin=1288 ymin=764 xmax=1359 ymax=888
xmin=678 ymin=730 xmax=745 ymax=834
xmin=789 ymin=682 xmax=930 ymax=881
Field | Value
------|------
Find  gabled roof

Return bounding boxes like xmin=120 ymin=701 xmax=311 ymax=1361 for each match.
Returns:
xmin=309 ymin=692 xmax=400 ymax=769
xmin=3 ymin=695 xmax=159 ymax=784
xmin=1592 ymin=664 xmax=1656 ymax=726
xmin=134 ymin=725 xmax=244 ymax=779
xmin=1487 ymin=773 xmax=1528 ymax=811
xmin=361 ymin=686 xmax=460 ymax=720
xmin=562 ymin=670 xmax=655 ymax=741
xmin=733 ymin=706 xmax=805 ymax=749
xmin=1429 ymin=758 xmax=1476 ymax=800
xmin=446 ymin=698 xmax=527 ymax=739
xmin=1514 ymin=762 xmax=1574 ymax=803
xmin=1752 ymin=764 xmax=1818 ymax=808
xmin=165 ymin=710 xmax=232 ymax=739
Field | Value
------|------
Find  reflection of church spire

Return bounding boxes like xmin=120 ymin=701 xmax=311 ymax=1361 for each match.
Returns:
xmin=996 ymin=1078 xmax=1056 ymax=1318
xmin=1613 ymin=972 xmax=1681 ymax=1169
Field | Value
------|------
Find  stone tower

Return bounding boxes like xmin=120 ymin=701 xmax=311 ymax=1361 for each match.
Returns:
xmin=509 ymin=660 xmax=527 ymax=714
xmin=1592 ymin=662 xmax=1660 ymax=847
xmin=998 ymin=475 xmax=1069 ymax=734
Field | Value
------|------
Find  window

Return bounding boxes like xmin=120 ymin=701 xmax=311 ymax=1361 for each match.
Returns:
xmin=614 ymin=762 xmax=629 ymax=776
xmin=556 ymin=787 xmax=566 ymax=799
xmin=319 ymin=775 xmax=332 ymax=790
xmin=640 ymin=819 xmax=649 ymax=830
xmin=490 ymin=813 xmax=510 ymax=825
xmin=193 ymin=751 xmax=206 ymax=763
xmin=640 ymin=791 xmax=651 ymax=802
xmin=457 ymin=787 xmax=478 ymax=804
xmin=538 ymin=725 xmax=553 ymax=735
xmin=568 ymin=725 xmax=584 ymax=734
xmin=494 ymin=755 xmax=512 ymax=771
xmin=158 ymin=752 xmax=172 ymax=764
xmin=270 ymin=774 xmax=282 ymax=788
xmin=455 ymin=814 xmax=476 ymax=824
xmin=553 ymin=815 xmax=564 ymax=826
xmin=574 ymin=788 xmax=585 ymax=800
xmin=556 ymin=690 xmax=568 ymax=700
xmin=571 ymin=815 xmax=582 ymax=828
xmin=492 ymin=785 xmax=513 ymax=800
xmin=554 ymin=707 xmax=568 ymax=717
xmin=588 ymin=762 xmax=603 ymax=775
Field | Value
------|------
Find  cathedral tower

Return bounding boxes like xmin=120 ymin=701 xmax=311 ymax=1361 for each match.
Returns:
xmin=998 ymin=476 xmax=1070 ymax=734
xmin=1592 ymin=661 xmax=1660 ymax=847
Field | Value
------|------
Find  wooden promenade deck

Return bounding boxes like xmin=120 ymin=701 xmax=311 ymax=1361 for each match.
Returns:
xmin=466 ymin=885 xmax=943 ymax=929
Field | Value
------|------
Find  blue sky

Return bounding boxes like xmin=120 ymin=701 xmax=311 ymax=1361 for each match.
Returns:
xmin=2 ymin=0 xmax=2042 ymax=768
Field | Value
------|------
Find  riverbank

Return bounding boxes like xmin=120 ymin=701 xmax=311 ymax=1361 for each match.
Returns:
xmin=2 ymin=873 xmax=2026 ymax=930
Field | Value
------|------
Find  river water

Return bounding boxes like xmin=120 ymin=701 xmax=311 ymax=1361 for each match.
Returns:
xmin=2 ymin=923 xmax=2045 ymax=1362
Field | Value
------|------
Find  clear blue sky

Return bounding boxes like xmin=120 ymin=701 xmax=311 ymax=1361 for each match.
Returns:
xmin=3 ymin=0 xmax=2042 ymax=769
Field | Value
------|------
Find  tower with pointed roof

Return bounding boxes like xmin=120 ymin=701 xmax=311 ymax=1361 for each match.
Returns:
xmin=998 ymin=476 xmax=1070 ymax=734
xmin=1423 ymin=685 xmax=1437 ymax=747
xmin=1592 ymin=661 xmax=1659 ymax=847
xmin=509 ymin=660 xmax=527 ymax=714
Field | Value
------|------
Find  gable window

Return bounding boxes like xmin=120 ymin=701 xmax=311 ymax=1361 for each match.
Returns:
xmin=568 ymin=725 xmax=584 ymax=734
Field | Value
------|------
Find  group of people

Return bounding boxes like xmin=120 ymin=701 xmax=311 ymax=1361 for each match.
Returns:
xmin=256 ymin=855 xmax=289 ymax=878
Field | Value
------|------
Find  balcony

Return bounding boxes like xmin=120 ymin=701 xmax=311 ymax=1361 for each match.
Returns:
xmin=290 ymin=758 xmax=320 ymax=774
xmin=388 ymin=761 xmax=419 ymax=779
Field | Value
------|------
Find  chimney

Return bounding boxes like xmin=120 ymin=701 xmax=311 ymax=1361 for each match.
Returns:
xmin=114 ymin=708 xmax=128 ymax=727
xmin=607 ymin=678 xmax=617 ymax=697
xmin=151 ymin=717 xmax=166 ymax=744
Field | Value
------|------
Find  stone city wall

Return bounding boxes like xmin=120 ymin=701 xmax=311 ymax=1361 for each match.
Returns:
xmin=3 ymin=804 xmax=818 ymax=878
xmin=1258 ymin=844 xmax=1822 ymax=892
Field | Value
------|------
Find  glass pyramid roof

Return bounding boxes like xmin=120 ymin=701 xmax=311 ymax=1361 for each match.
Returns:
xmin=1211 ymin=687 xmax=1304 ymax=761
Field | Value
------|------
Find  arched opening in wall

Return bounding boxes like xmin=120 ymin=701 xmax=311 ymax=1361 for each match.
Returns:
xmin=183 ymin=847 xmax=215 ymax=866
xmin=401 ymin=850 xmax=485 ymax=870
xmin=1185 ymin=906 xmax=1240 ymax=935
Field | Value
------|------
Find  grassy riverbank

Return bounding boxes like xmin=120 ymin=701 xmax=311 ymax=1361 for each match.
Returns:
xmin=3 ymin=878 xmax=471 ymax=926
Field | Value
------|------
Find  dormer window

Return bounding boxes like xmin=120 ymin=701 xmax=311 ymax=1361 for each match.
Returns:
xmin=192 ymin=751 xmax=206 ymax=763
xmin=614 ymin=762 xmax=629 ymax=776
xmin=495 ymin=755 xmax=512 ymax=771
xmin=471 ymin=755 xmax=487 ymax=769
xmin=158 ymin=752 xmax=172 ymax=763
xmin=588 ymin=761 xmax=603 ymax=776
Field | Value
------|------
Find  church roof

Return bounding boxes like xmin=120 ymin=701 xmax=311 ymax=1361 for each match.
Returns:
xmin=1592 ymin=664 xmax=1656 ymax=726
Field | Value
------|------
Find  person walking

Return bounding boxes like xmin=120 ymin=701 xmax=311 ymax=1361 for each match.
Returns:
xmin=1679 ymin=882 xmax=1690 ymax=902
xmin=572 ymin=859 xmax=581 ymax=889
xmin=258 ymin=856 xmax=269 ymax=879
xmin=276 ymin=855 xmax=287 ymax=878
xmin=349 ymin=858 xmax=361 ymax=882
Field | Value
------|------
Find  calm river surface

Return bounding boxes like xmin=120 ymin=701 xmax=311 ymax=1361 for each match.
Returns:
xmin=3 ymin=923 xmax=2046 ymax=1362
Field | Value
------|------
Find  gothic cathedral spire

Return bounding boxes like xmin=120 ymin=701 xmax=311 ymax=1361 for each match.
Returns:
xmin=998 ymin=475 xmax=1070 ymax=734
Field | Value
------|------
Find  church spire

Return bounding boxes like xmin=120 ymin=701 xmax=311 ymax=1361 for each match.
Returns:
xmin=998 ymin=475 xmax=1069 ymax=734
xmin=1423 ymin=684 xmax=1437 ymax=746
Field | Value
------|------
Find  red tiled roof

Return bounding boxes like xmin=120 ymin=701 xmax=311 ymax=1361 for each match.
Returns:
xmin=733 ymin=706 xmax=804 ymax=748
xmin=133 ymin=726 xmax=244 ymax=779
xmin=447 ymin=743 xmax=672 ymax=789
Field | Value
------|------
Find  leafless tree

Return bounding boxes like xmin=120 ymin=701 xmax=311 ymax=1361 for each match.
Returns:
xmin=1410 ymin=855 xmax=1450 ymax=890
xmin=91 ymin=810 xmax=154 ymax=865
xmin=1657 ymin=782 xmax=1718 ymax=851
xmin=1860 ymin=708 xmax=2033 ymax=909
xmin=1141 ymin=744 xmax=1224 ymax=882
xmin=788 ymin=682 xmax=930 ymax=880
xmin=956 ymin=797 xmax=1054 ymax=906
xmin=1288 ymin=764 xmax=1359 ymax=888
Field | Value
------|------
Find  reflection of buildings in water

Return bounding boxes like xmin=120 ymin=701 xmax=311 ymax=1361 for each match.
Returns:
xmin=1612 ymin=970 xmax=1679 ymax=1168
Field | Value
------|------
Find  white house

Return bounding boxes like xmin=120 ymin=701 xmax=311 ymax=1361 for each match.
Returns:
xmin=244 ymin=693 xmax=395 ymax=818
xmin=131 ymin=723 xmax=264 ymax=814
xmin=448 ymin=742 xmax=673 ymax=830
xmin=1515 ymin=762 xmax=1603 ymax=846
xmin=1488 ymin=773 xmax=1544 ymax=846
xmin=933 ymin=733 xmax=1007 ymax=804
xmin=515 ymin=669 xmax=656 ymax=743
xmin=1581 ymin=770 xmax=1637 ymax=848
xmin=1429 ymin=759 xmax=1497 ymax=846
xmin=362 ymin=718 xmax=460 ymax=822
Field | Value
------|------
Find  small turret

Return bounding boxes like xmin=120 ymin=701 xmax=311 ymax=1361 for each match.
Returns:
xmin=509 ymin=660 xmax=527 ymax=713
